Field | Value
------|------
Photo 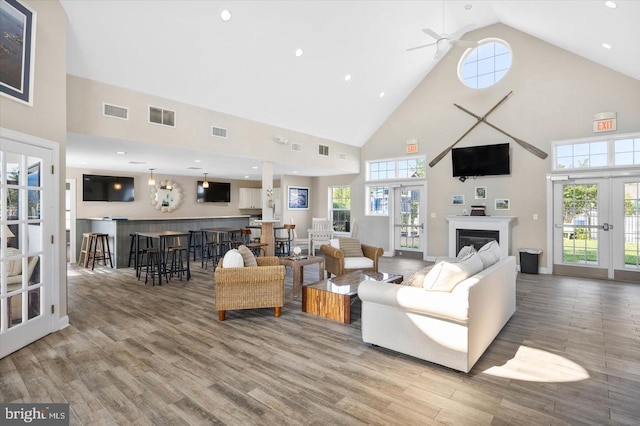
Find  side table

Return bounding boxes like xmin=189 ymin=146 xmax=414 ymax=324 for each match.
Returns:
xmin=278 ymin=256 xmax=325 ymax=298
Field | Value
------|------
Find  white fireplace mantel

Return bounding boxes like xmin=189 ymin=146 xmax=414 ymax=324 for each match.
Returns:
xmin=445 ymin=216 xmax=516 ymax=259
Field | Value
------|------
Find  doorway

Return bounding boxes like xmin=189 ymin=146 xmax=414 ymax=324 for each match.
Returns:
xmin=553 ymin=176 xmax=640 ymax=281
xmin=1 ymin=139 xmax=55 ymax=358
xmin=392 ymin=185 xmax=426 ymax=259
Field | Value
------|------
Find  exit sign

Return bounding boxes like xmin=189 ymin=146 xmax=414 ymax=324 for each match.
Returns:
xmin=593 ymin=112 xmax=617 ymax=133
xmin=406 ymin=144 xmax=418 ymax=154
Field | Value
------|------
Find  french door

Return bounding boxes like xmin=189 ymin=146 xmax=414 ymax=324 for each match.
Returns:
xmin=392 ymin=185 xmax=426 ymax=259
xmin=553 ymin=176 xmax=640 ymax=281
xmin=1 ymin=138 xmax=55 ymax=358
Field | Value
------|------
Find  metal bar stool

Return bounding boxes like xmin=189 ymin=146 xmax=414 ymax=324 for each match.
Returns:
xmin=274 ymin=224 xmax=295 ymax=257
xmin=188 ymin=230 xmax=203 ymax=261
xmin=142 ymin=247 xmax=161 ymax=286
xmin=167 ymin=236 xmax=188 ymax=281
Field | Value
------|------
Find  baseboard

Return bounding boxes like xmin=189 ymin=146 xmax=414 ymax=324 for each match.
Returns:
xmin=58 ymin=315 xmax=70 ymax=329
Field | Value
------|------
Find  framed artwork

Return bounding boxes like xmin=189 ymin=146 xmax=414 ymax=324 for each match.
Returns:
xmin=495 ymin=198 xmax=510 ymax=210
xmin=288 ymin=186 xmax=309 ymax=210
xmin=452 ymin=194 xmax=465 ymax=205
xmin=0 ymin=0 xmax=36 ymax=105
xmin=475 ymin=186 xmax=487 ymax=200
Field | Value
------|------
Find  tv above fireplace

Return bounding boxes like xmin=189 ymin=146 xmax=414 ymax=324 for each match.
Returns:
xmin=452 ymin=143 xmax=510 ymax=177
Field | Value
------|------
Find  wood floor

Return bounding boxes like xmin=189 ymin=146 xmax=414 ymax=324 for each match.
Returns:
xmin=2 ymin=257 xmax=640 ymax=425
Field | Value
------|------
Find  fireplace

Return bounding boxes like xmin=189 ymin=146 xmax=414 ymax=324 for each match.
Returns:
xmin=446 ymin=215 xmax=515 ymax=259
xmin=457 ymin=229 xmax=500 ymax=254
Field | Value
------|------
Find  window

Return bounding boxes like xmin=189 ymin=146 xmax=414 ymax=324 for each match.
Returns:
xmin=368 ymin=186 xmax=389 ymax=216
xmin=458 ymin=39 xmax=512 ymax=89
xmin=368 ymin=157 xmax=425 ymax=181
xmin=330 ymin=187 xmax=350 ymax=232
xmin=553 ymin=133 xmax=640 ymax=171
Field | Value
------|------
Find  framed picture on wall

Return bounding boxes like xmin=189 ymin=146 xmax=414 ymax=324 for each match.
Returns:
xmin=288 ymin=186 xmax=309 ymax=210
xmin=452 ymin=194 xmax=465 ymax=205
xmin=495 ymin=198 xmax=510 ymax=210
xmin=0 ymin=0 xmax=36 ymax=105
xmin=475 ymin=186 xmax=487 ymax=200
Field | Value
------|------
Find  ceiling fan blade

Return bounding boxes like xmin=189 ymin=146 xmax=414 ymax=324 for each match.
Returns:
xmin=451 ymin=39 xmax=479 ymax=48
xmin=421 ymin=28 xmax=441 ymax=40
xmin=450 ymin=24 xmax=474 ymax=41
xmin=406 ymin=42 xmax=437 ymax=52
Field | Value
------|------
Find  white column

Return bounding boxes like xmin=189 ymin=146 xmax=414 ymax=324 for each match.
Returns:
xmin=261 ymin=161 xmax=274 ymax=220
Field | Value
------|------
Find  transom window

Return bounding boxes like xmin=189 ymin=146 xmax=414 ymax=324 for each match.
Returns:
xmin=553 ymin=133 xmax=640 ymax=170
xmin=458 ymin=39 xmax=512 ymax=89
xmin=368 ymin=157 xmax=425 ymax=181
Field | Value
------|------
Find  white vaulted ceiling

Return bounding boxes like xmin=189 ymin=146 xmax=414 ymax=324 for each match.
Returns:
xmin=60 ymin=0 xmax=640 ymax=178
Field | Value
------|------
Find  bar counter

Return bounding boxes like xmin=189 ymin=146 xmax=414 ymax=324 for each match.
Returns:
xmin=76 ymin=216 xmax=250 ymax=268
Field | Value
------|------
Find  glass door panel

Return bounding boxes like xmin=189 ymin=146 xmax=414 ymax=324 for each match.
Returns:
xmin=393 ymin=185 xmax=426 ymax=258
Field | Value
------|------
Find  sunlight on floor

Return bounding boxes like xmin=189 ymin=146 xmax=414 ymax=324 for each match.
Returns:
xmin=482 ymin=345 xmax=590 ymax=382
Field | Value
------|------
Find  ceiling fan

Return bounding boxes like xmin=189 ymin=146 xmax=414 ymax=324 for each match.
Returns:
xmin=407 ymin=3 xmax=478 ymax=58
xmin=407 ymin=25 xmax=478 ymax=58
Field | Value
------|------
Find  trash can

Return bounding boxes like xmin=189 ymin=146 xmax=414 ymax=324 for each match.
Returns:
xmin=519 ymin=248 xmax=542 ymax=274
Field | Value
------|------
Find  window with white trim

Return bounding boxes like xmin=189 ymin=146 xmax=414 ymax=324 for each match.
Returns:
xmin=368 ymin=157 xmax=425 ymax=181
xmin=553 ymin=133 xmax=640 ymax=170
xmin=368 ymin=186 xmax=389 ymax=216
xmin=330 ymin=186 xmax=350 ymax=232
xmin=458 ymin=39 xmax=512 ymax=89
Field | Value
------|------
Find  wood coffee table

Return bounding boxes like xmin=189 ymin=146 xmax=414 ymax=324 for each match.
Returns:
xmin=302 ymin=270 xmax=403 ymax=324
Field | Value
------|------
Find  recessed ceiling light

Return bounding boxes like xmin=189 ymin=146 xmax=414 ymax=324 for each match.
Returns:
xmin=604 ymin=1 xmax=617 ymax=8
xmin=252 ymin=166 xmax=258 ymax=169
xmin=294 ymin=48 xmax=304 ymax=58
xmin=292 ymin=171 xmax=299 ymax=174
xmin=602 ymin=42 xmax=612 ymax=50
xmin=379 ymin=92 xmax=385 ymax=98
xmin=220 ymin=10 xmax=232 ymax=21
xmin=194 ymin=159 xmax=201 ymax=163
xmin=344 ymin=74 xmax=352 ymax=82
xmin=244 ymin=175 xmax=250 ymax=179
xmin=116 ymin=151 xmax=126 ymax=155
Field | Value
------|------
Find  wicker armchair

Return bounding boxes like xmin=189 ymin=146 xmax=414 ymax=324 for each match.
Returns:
xmin=320 ymin=241 xmax=383 ymax=277
xmin=214 ymin=256 xmax=285 ymax=321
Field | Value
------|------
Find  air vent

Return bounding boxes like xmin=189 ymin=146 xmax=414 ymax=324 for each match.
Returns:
xmin=128 ymin=161 xmax=146 ymax=165
xmin=103 ymin=103 xmax=128 ymax=120
xmin=338 ymin=152 xmax=347 ymax=160
xmin=319 ymin=144 xmax=329 ymax=156
xmin=186 ymin=166 xmax=202 ymax=170
xmin=212 ymin=126 xmax=228 ymax=138
xmin=149 ymin=106 xmax=175 ymax=127
xmin=291 ymin=143 xmax=302 ymax=152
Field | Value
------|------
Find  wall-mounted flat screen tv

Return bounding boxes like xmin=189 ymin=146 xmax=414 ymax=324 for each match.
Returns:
xmin=197 ymin=181 xmax=231 ymax=203
xmin=83 ymin=174 xmax=135 ymax=202
xmin=452 ymin=143 xmax=510 ymax=177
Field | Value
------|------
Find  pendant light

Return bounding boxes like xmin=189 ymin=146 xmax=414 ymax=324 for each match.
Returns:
xmin=114 ymin=177 xmax=122 ymax=190
xmin=148 ymin=168 xmax=156 ymax=186
xmin=202 ymin=173 xmax=209 ymax=189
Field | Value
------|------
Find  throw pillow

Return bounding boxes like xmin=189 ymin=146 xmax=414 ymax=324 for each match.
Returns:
xmin=5 ymin=248 xmax=22 ymax=276
xmin=222 ymin=249 xmax=244 ymax=268
xmin=456 ymin=245 xmax=477 ymax=261
xmin=339 ymin=238 xmax=364 ymax=257
xmin=477 ymin=240 xmax=501 ymax=269
xmin=402 ymin=265 xmax=435 ymax=287
xmin=329 ymin=238 xmax=340 ymax=249
xmin=237 ymin=245 xmax=258 ymax=267
xmin=423 ymin=254 xmax=483 ymax=292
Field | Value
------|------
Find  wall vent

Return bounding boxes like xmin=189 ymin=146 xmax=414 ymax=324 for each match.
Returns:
xmin=128 ymin=161 xmax=146 ymax=165
xmin=211 ymin=126 xmax=228 ymax=138
xmin=149 ymin=106 xmax=175 ymax=127
xmin=186 ymin=166 xmax=202 ymax=170
xmin=319 ymin=144 xmax=329 ymax=156
xmin=103 ymin=103 xmax=128 ymax=120
xmin=338 ymin=152 xmax=347 ymax=160
xmin=291 ymin=143 xmax=302 ymax=152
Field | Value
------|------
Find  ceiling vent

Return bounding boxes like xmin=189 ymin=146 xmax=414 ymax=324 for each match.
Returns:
xmin=212 ymin=126 xmax=228 ymax=138
xmin=291 ymin=143 xmax=302 ymax=152
xmin=274 ymin=136 xmax=289 ymax=145
xmin=186 ymin=166 xmax=202 ymax=170
xmin=149 ymin=106 xmax=175 ymax=127
xmin=128 ymin=161 xmax=146 ymax=165
xmin=338 ymin=152 xmax=347 ymax=160
xmin=103 ymin=103 xmax=128 ymax=120
xmin=318 ymin=144 xmax=329 ymax=156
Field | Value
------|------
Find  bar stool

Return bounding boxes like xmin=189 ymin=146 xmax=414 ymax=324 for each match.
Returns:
xmin=275 ymin=224 xmax=295 ymax=257
xmin=142 ymin=247 xmax=161 ymax=286
xmin=201 ymin=231 xmax=219 ymax=269
xmin=78 ymin=232 xmax=93 ymax=267
xmin=167 ymin=236 xmax=188 ymax=281
xmin=90 ymin=233 xmax=113 ymax=269
xmin=241 ymin=228 xmax=268 ymax=257
xmin=134 ymin=236 xmax=155 ymax=278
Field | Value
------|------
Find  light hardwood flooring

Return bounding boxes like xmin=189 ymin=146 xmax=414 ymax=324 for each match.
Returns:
xmin=1 ymin=257 xmax=640 ymax=425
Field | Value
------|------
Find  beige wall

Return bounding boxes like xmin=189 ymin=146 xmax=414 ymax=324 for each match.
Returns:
xmin=66 ymin=76 xmax=360 ymax=176
xmin=0 ymin=1 xmax=68 ymax=316
xmin=350 ymin=23 xmax=640 ymax=264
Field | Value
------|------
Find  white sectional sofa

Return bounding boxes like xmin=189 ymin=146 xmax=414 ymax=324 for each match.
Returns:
xmin=358 ymin=251 xmax=516 ymax=373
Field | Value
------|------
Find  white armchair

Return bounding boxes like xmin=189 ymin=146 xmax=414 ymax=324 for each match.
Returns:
xmin=307 ymin=217 xmax=333 ymax=256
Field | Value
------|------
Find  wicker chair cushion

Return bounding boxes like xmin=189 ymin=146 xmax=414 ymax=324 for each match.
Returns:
xmin=222 ymin=249 xmax=244 ymax=268
xmin=238 ymin=245 xmax=258 ymax=267
xmin=343 ymin=257 xmax=373 ymax=269
xmin=338 ymin=238 xmax=364 ymax=257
